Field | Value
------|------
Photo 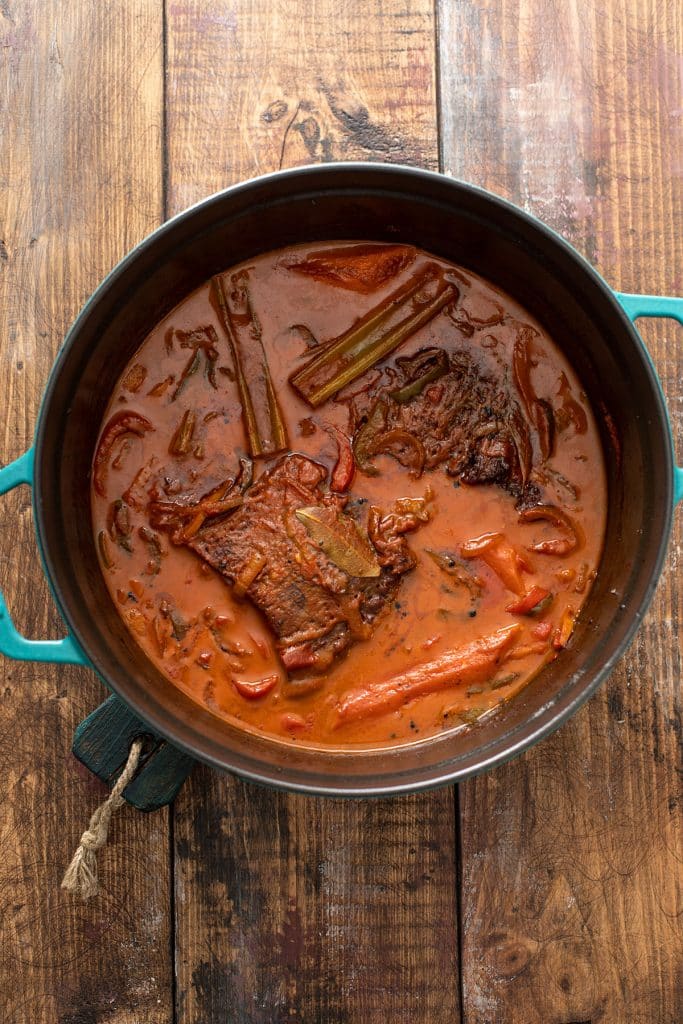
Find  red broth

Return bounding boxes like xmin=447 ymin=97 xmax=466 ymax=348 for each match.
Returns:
xmin=91 ymin=242 xmax=606 ymax=748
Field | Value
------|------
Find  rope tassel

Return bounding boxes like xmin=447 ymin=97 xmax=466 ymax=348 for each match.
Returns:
xmin=61 ymin=738 xmax=143 ymax=899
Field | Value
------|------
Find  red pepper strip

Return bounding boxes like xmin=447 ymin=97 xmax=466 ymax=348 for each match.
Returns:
xmin=460 ymin=532 xmax=528 ymax=595
xmin=512 ymin=330 xmax=537 ymax=422
xmin=281 ymin=712 xmax=309 ymax=731
xmin=93 ymin=411 xmax=153 ymax=496
xmin=233 ymin=674 xmax=278 ymax=700
xmin=505 ymin=586 xmax=550 ymax=615
xmin=518 ymin=504 xmax=584 ymax=556
xmin=552 ymin=607 xmax=576 ymax=649
xmin=282 ymin=244 xmax=416 ymax=294
xmin=322 ymin=422 xmax=355 ymax=492
xmin=280 ymin=645 xmax=319 ymax=672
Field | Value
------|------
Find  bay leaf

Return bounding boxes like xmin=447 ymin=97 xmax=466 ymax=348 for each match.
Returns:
xmin=295 ymin=506 xmax=381 ymax=578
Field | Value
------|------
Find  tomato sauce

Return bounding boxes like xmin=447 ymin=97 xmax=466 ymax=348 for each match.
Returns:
xmin=91 ymin=242 xmax=607 ymax=748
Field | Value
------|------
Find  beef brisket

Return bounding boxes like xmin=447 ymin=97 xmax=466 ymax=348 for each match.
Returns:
xmin=352 ymin=347 xmax=540 ymax=502
xmin=187 ymin=454 xmax=424 ymax=675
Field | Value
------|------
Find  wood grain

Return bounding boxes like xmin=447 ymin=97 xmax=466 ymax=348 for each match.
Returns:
xmin=0 ymin=3 xmax=172 ymax=1022
xmin=2 ymin=1 xmax=681 ymax=1021
xmin=166 ymin=3 xmax=459 ymax=1023
xmin=174 ymin=779 xmax=458 ymax=1024
xmin=439 ymin=1 xmax=683 ymax=1021
xmin=165 ymin=0 xmax=438 ymax=211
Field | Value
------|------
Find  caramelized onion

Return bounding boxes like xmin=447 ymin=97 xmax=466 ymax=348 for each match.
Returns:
xmin=93 ymin=411 xmax=153 ymax=496
xmin=518 ymin=504 xmax=584 ymax=556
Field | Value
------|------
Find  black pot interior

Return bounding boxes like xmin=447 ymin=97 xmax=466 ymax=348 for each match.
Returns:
xmin=35 ymin=166 xmax=673 ymax=793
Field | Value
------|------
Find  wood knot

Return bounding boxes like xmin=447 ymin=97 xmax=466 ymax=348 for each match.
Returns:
xmin=486 ymin=933 xmax=538 ymax=979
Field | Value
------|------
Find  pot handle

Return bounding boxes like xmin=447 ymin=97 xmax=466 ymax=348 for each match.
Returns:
xmin=1 ymin=450 xmax=195 ymax=809
xmin=0 ymin=449 xmax=88 ymax=663
xmin=73 ymin=694 xmax=195 ymax=811
xmin=616 ymin=293 xmax=683 ymax=505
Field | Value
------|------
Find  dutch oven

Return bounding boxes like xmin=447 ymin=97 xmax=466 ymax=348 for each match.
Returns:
xmin=0 ymin=164 xmax=681 ymax=808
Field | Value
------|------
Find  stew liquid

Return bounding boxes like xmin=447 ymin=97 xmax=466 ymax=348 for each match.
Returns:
xmin=91 ymin=243 xmax=606 ymax=748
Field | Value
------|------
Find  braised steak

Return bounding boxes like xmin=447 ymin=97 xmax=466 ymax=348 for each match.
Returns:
xmin=351 ymin=346 xmax=541 ymax=503
xmin=187 ymin=454 xmax=426 ymax=675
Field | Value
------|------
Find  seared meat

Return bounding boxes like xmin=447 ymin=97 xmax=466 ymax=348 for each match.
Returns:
xmin=368 ymin=496 xmax=432 ymax=576
xmin=352 ymin=347 xmax=540 ymax=502
xmin=187 ymin=454 xmax=425 ymax=675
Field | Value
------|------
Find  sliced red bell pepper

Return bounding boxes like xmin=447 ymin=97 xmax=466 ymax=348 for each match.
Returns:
xmin=460 ymin=532 xmax=528 ymax=595
xmin=323 ymin=422 xmax=356 ymax=492
xmin=233 ymin=674 xmax=278 ymax=700
xmin=505 ymin=586 xmax=551 ymax=615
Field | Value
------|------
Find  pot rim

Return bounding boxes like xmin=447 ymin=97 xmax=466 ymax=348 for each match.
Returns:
xmin=32 ymin=162 xmax=675 ymax=795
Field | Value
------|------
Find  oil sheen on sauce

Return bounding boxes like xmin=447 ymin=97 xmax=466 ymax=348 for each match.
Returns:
xmin=91 ymin=242 xmax=607 ymax=749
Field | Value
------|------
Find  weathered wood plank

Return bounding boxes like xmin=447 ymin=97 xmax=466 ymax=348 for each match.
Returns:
xmin=174 ymin=781 xmax=458 ymax=1023
xmin=165 ymin=0 xmax=439 ymax=212
xmin=166 ymin=3 xmax=460 ymax=1022
xmin=0 ymin=3 xmax=171 ymax=1022
xmin=439 ymin=1 xmax=683 ymax=1021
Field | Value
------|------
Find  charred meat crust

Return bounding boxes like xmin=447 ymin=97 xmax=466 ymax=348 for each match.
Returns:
xmin=352 ymin=346 xmax=542 ymax=504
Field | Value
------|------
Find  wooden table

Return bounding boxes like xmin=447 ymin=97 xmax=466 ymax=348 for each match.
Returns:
xmin=1 ymin=2 xmax=681 ymax=1021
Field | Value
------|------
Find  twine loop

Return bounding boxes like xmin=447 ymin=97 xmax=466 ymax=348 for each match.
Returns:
xmin=61 ymin=738 xmax=143 ymax=899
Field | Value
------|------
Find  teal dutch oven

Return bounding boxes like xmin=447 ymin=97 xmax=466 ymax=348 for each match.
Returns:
xmin=0 ymin=165 xmax=681 ymax=807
